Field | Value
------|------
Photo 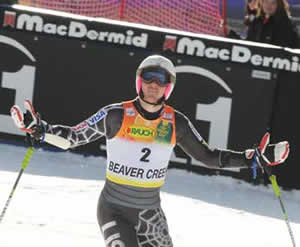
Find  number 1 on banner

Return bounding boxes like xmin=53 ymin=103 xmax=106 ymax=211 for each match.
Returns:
xmin=0 ymin=66 xmax=36 ymax=136
xmin=196 ymin=97 xmax=232 ymax=149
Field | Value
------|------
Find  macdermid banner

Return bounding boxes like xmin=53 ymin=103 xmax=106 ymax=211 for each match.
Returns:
xmin=0 ymin=4 xmax=299 ymax=189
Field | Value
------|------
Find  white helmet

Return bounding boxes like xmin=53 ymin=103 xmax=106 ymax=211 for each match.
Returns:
xmin=136 ymin=55 xmax=176 ymax=101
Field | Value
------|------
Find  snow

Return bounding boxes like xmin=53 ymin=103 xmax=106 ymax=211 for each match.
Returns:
xmin=0 ymin=141 xmax=299 ymax=247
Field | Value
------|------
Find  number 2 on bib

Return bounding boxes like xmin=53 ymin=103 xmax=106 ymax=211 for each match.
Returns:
xmin=140 ymin=147 xmax=151 ymax=162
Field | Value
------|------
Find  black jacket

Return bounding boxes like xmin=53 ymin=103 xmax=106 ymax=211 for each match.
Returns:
xmin=246 ymin=9 xmax=300 ymax=48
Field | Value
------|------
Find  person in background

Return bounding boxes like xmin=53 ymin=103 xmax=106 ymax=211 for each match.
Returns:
xmin=228 ymin=0 xmax=300 ymax=48
xmin=247 ymin=0 xmax=299 ymax=48
xmin=244 ymin=0 xmax=260 ymax=26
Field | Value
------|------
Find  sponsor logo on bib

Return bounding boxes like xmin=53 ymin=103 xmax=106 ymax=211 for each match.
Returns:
xmin=126 ymin=125 xmax=156 ymax=139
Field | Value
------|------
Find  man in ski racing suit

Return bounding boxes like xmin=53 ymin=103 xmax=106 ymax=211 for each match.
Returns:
xmin=11 ymin=55 xmax=290 ymax=247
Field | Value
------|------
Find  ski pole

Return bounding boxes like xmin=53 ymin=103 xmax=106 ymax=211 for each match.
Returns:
xmin=263 ymin=163 xmax=296 ymax=247
xmin=268 ymin=174 xmax=296 ymax=247
xmin=0 ymin=141 xmax=35 ymax=224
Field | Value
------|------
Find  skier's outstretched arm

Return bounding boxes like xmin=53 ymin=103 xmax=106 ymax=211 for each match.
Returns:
xmin=175 ymin=110 xmax=289 ymax=170
xmin=46 ymin=102 xmax=123 ymax=148
xmin=10 ymin=100 xmax=123 ymax=150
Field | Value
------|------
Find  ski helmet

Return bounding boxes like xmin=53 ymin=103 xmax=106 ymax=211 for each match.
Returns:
xmin=136 ymin=55 xmax=176 ymax=101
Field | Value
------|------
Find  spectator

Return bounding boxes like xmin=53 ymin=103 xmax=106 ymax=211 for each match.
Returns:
xmin=247 ymin=0 xmax=299 ymax=48
xmin=244 ymin=0 xmax=260 ymax=26
xmin=226 ymin=0 xmax=261 ymax=40
xmin=228 ymin=0 xmax=300 ymax=48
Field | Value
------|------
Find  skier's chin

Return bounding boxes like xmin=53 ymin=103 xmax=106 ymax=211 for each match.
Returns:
xmin=143 ymin=96 xmax=159 ymax=104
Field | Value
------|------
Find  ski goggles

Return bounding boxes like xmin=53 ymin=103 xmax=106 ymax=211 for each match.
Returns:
xmin=141 ymin=67 xmax=171 ymax=86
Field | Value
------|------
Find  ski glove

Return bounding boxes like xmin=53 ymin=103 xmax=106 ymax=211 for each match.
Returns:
xmin=10 ymin=100 xmax=46 ymax=142
xmin=245 ymin=132 xmax=290 ymax=178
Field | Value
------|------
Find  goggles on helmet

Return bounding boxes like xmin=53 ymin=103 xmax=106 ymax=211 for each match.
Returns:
xmin=141 ymin=67 xmax=171 ymax=86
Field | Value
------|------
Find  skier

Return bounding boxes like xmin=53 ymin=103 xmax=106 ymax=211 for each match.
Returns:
xmin=11 ymin=55 xmax=289 ymax=247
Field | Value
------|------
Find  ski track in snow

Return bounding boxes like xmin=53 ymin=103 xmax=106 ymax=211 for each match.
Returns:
xmin=0 ymin=141 xmax=299 ymax=247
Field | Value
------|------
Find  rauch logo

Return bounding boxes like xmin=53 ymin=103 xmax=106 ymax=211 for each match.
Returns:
xmin=126 ymin=126 xmax=156 ymax=139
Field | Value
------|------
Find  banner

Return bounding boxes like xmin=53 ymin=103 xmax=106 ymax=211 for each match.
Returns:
xmin=0 ymin=27 xmax=277 ymax=154
xmin=0 ymin=5 xmax=299 ymax=189
xmin=1 ymin=5 xmax=300 ymax=73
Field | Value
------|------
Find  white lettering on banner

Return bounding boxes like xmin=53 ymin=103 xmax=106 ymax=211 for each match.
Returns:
xmin=174 ymin=36 xmax=300 ymax=72
xmin=0 ymin=35 xmax=36 ymax=136
xmin=57 ymin=25 xmax=68 ymax=36
xmin=10 ymin=12 xmax=148 ymax=48
xmin=16 ymin=14 xmax=44 ymax=32
xmin=231 ymin=46 xmax=251 ymax=63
